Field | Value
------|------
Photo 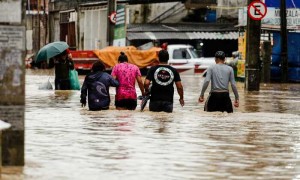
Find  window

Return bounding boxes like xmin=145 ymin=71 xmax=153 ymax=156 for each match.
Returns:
xmin=173 ymin=49 xmax=191 ymax=59
xmin=189 ymin=48 xmax=199 ymax=58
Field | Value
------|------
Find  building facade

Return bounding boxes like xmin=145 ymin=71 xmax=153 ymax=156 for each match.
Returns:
xmin=44 ymin=0 xmax=240 ymax=56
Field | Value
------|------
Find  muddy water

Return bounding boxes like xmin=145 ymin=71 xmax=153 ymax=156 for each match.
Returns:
xmin=2 ymin=69 xmax=300 ymax=180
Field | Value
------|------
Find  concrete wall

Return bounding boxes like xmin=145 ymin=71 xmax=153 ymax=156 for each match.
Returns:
xmin=217 ymin=0 xmax=247 ymax=21
xmin=128 ymin=2 xmax=187 ymax=23
xmin=0 ymin=25 xmax=25 ymax=166
xmin=0 ymin=0 xmax=25 ymax=166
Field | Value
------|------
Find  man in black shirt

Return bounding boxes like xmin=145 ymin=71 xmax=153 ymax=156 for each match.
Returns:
xmin=144 ymin=50 xmax=184 ymax=112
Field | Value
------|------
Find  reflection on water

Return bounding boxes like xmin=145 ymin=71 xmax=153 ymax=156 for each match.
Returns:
xmin=2 ymin=69 xmax=300 ymax=180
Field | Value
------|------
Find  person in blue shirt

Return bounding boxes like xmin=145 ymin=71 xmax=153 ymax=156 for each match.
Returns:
xmin=80 ymin=61 xmax=119 ymax=111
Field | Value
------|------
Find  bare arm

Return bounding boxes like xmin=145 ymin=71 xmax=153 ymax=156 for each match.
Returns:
xmin=175 ymin=81 xmax=184 ymax=107
xmin=144 ymin=79 xmax=151 ymax=95
xmin=68 ymin=56 xmax=75 ymax=70
xmin=230 ymin=69 xmax=239 ymax=101
xmin=80 ymin=77 xmax=88 ymax=107
xmin=199 ymin=68 xmax=212 ymax=102
xmin=109 ymin=75 xmax=119 ymax=87
xmin=136 ymin=76 xmax=145 ymax=96
xmin=230 ymin=68 xmax=239 ymax=107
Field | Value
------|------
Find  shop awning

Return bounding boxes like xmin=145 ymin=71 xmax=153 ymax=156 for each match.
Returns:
xmin=127 ymin=31 xmax=239 ymax=40
xmin=127 ymin=23 xmax=239 ymax=40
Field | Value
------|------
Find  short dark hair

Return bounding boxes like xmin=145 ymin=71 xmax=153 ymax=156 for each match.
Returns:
xmin=158 ymin=50 xmax=169 ymax=63
xmin=215 ymin=51 xmax=226 ymax=60
xmin=92 ymin=61 xmax=105 ymax=72
xmin=118 ymin=52 xmax=128 ymax=63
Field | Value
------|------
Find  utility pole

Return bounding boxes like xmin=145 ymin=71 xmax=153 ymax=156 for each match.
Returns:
xmin=245 ymin=0 xmax=262 ymax=91
xmin=107 ymin=0 xmax=116 ymax=46
xmin=280 ymin=0 xmax=288 ymax=82
xmin=44 ymin=0 xmax=47 ymax=45
xmin=38 ymin=0 xmax=41 ymax=50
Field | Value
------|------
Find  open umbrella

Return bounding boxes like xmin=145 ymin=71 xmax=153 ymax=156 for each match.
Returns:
xmin=35 ymin=41 xmax=69 ymax=63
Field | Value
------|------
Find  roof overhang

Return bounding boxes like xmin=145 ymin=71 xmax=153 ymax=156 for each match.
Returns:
xmin=125 ymin=0 xmax=183 ymax=4
xmin=127 ymin=23 xmax=238 ymax=40
xmin=127 ymin=31 xmax=239 ymax=40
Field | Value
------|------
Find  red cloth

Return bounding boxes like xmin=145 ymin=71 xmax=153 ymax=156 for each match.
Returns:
xmin=161 ymin=43 xmax=168 ymax=50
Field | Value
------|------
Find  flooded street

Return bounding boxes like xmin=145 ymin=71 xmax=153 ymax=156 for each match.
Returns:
xmin=2 ymin=69 xmax=300 ymax=180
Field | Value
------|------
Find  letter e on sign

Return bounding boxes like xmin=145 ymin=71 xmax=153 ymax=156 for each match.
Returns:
xmin=248 ymin=1 xmax=267 ymax=20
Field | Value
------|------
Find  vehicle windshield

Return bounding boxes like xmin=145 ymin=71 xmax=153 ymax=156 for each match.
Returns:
xmin=189 ymin=48 xmax=200 ymax=58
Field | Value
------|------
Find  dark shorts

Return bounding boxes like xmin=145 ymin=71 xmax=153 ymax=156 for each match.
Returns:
xmin=149 ymin=101 xmax=173 ymax=113
xmin=204 ymin=92 xmax=233 ymax=113
xmin=55 ymin=78 xmax=70 ymax=90
xmin=89 ymin=106 xmax=109 ymax=111
xmin=115 ymin=99 xmax=137 ymax=110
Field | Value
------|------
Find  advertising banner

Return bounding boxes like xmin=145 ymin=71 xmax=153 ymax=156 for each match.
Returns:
xmin=265 ymin=0 xmax=300 ymax=8
xmin=113 ymin=5 xmax=126 ymax=47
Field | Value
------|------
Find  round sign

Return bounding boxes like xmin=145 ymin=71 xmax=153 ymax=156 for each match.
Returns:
xmin=109 ymin=11 xmax=117 ymax=24
xmin=248 ymin=1 xmax=267 ymax=20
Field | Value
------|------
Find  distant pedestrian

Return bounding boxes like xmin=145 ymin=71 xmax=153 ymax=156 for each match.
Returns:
xmin=111 ymin=52 xmax=145 ymax=110
xmin=144 ymin=50 xmax=184 ymax=113
xmin=48 ymin=50 xmax=74 ymax=90
xmin=161 ymin=42 xmax=168 ymax=50
xmin=80 ymin=61 xmax=119 ymax=111
xmin=199 ymin=51 xmax=239 ymax=113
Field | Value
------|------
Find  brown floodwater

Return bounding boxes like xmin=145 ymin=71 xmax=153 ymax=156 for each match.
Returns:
xmin=2 ymin=69 xmax=300 ymax=180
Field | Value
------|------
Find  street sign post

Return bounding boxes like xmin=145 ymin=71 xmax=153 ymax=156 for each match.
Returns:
xmin=248 ymin=1 xmax=267 ymax=20
xmin=245 ymin=0 xmax=263 ymax=91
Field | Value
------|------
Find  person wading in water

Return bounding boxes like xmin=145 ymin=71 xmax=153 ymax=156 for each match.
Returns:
xmin=144 ymin=50 xmax=184 ymax=113
xmin=199 ymin=51 xmax=239 ymax=113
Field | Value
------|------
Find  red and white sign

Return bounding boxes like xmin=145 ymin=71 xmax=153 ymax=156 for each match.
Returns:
xmin=109 ymin=11 xmax=117 ymax=24
xmin=248 ymin=1 xmax=267 ymax=20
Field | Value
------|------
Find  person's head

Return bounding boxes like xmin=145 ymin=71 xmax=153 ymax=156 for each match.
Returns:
xmin=158 ymin=50 xmax=169 ymax=63
xmin=92 ymin=61 xmax=105 ymax=72
xmin=161 ymin=42 xmax=168 ymax=50
xmin=215 ymin=51 xmax=226 ymax=62
xmin=118 ymin=52 xmax=128 ymax=63
xmin=60 ymin=50 xmax=68 ymax=59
